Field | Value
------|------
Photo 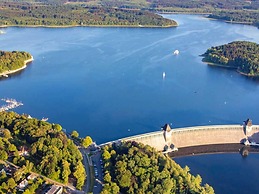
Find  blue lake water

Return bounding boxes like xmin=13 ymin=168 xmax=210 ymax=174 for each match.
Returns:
xmin=1 ymin=14 xmax=259 ymax=193
xmin=174 ymin=153 xmax=259 ymax=194
xmin=0 ymin=14 xmax=259 ymax=144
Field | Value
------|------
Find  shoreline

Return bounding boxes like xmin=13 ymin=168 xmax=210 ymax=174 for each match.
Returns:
xmin=207 ymin=17 xmax=253 ymax=25
xmin=0 ymin=23 xmax=178 ymax=29
xmin=202 ymin=59 xmax=259 ymax=78
xmin=0 ymin=56 xmax=34 ymax=77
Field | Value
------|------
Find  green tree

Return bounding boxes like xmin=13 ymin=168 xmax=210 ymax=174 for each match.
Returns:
xmin=0 ymin=150 xmax=8 ymax=160
xmin=23 ymin=189 xmax=32 ymax=194
xmin=61 ymin=160 xmax=71 ymax=184
xmin=73 ymin=162 xmax=86 ymax=190
xmin=71 ymin=130 xmax=79 ymax=138
xmin=7 ymin=178 xmax=16 ymax=190
xmin=1 ymin=129 xmax=11 ymax=139
xmin=102 ymin=150 xmax=111 ymax=160
xmin=103 ymin=173 xmax=112 ymax=183
xmin=81 ymin=136 xmax=92 ymax=148
xmin=53 ymin=124 xmax=62 ymax=132
xmin=117 ymin=170 xmax=132 ymax=188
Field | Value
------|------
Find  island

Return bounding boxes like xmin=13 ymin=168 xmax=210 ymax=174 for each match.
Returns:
xmin=202 ymin=41 xmax=259 ymax=77
xmin=0 ymin=51 xmax=33 ymax=78
xmin=100 ymin=141 xmax=214 ymax=194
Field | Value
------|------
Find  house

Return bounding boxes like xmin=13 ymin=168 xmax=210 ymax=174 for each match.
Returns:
xmin=18 ymin=146 xmax=29 ymax=156
xmin=17 ymin=179 xmax=28 ymax=190
xmin=27 ymin=174 xmax=37 ymax=180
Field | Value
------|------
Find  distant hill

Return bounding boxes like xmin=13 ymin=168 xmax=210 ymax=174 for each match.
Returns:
xmin=2 ymin=0 xmax=258 ymax=28
xmin=0 ymin=2 xmax=177 ymax=27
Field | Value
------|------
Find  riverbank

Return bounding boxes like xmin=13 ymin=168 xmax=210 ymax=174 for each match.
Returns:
xmin=168 ymin=143 xmax=259 ymax=158
xmin=0 ymin=23 xmax=178 ymax=28
xmin=0 ymin=56 xmax=34 ymax=77
xmin=207 ymin=17 xmax=254 ymax=25
xmin=202 ymin=60 xmax=259 ymax=78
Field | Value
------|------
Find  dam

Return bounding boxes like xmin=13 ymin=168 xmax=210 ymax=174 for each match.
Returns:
xmin=100 ymin=120 xmax=259 ymax=152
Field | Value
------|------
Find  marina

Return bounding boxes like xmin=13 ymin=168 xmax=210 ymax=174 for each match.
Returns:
xmin=0 ymin=98 xmax=23 ymax=112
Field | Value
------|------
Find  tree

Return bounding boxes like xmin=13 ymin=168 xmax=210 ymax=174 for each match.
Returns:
xmin=102 ymin=150 xmax=111 ymax=160
xmin=25 ymin=160 xmax=34 ymax=173
xmin=71 ymin=130 xmax=79 ymax=138
xmin=0 ymin=150 xmax=8 ymax=160
xmin=23 ymin=189 xmax=32 ymax=194
xmin=53 ymin=124 xmax=62 ymax=132
xmin=61 ymin=160 xmax=71 ymax=184
xmin=81 ymin=136 xmax=92 ymax=148
xmin=117 ymin=170 xmax=132 ymax=188
xmin=8 ymin=144 xmax=17 ymax=152
xmin=73 ymin=162 xmax=86 ymax=190
xmin=7 ymin=178 xmax=16 ymax=190
xmin=1 ymin=129 xmax=11 ymax=139
xmin=103 ymin=173 xmax=112 ymax=183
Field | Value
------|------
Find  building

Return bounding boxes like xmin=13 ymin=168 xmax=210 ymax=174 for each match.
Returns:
xmin=45 ymin=185 xmax=63 ymax=194
xmin=17 ymin=179 xmax=28 ymax=190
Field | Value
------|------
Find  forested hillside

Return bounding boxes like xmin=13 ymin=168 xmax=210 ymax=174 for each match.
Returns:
xmin=202 ymin=41 xmax=259 ymax=77
xmin=0 ymin=111 xmax=86 ymax=190
xmin=12 ymin=0 xmax=259 ymax=10
xmin=208 ymin=10 xmax=259 ymax=27
xmin=0 ymin=2 xmax=177 ymax=27
xmin=0 ymin=51 xmax=32 ymax=74
xmin=101 ymin=141 xmax=214 ymax=194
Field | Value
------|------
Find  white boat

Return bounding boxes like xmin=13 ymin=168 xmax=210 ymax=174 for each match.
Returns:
xmin=173 ymin=50 xmax=179 ymax=55
xmin=2 ymin=74 xmax=8 ymax=78
xmin=0 ymin=30 xmax=5 ymax=34
xmin=162 ymin=72 xmax=166 ymax=79
xmin=41 ymin=117 xmax=48 ymax=121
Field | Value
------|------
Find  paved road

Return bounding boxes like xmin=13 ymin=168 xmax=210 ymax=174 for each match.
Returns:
xmin=91 ymin=151 xmax=104 ymax=194
xmin=79 ymin=148 xmax=91 ymax=193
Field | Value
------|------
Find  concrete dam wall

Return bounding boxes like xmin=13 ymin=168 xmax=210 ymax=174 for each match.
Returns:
xmin=117 ymin=124 xmax=259 ymax=151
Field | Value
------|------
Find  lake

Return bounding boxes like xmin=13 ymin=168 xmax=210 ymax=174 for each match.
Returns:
xmin=0 ymin=14 xmax=258 ymax=143
xmin=174 ymin=153 xmax=259 ymax=194
xmin=1 ymin=14 xmax=259 ymax=193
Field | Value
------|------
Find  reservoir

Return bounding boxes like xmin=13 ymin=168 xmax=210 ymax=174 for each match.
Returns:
xmin=0 ymin=14 xmax=258 ymax=143
xmin=174 ymin=153 xmax=259 ymax=194
xmin=0 ymin=14 xmax=259 ymax=193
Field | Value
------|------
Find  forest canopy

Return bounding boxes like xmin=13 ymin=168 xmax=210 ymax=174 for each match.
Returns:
xmin=202 ymin=41 xmax=259 ymax=77
xmin=208 ymin=10 xmax=259 ymax=27
xmin=0 ymin=2 xmax=177 ymax=27
xmin=0 ymin=111 xmax=86 ymax=190
xmin=0 ymin=51 xmax=32 ymax=74
xmin=101 ymin=141 xmax=214 ymax=194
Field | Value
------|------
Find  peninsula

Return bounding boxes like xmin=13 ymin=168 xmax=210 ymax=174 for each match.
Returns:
xmin=0 ymin=51 xmax=33 ymax=78
xmin=0 ymin=111 xmax=86 ymax=193
xmin=202 ymin=41 xmax=259 ymax=77
xmin=101 ymin=141 xmax=214 ymax=194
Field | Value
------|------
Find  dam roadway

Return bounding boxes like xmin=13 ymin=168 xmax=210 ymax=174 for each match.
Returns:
xmin=99 ymin=124 xmax=259 ymax=152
